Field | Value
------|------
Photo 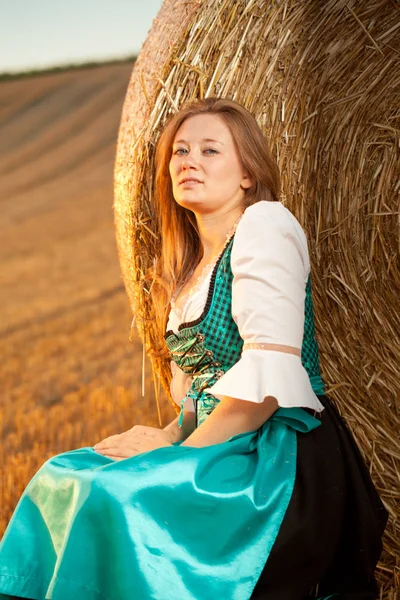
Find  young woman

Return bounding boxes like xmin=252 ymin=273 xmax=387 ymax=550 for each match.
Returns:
xmin=0 ymin=98 xmax=387 ymax=600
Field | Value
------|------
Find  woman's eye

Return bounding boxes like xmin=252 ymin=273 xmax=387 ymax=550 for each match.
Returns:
xmin=173 ymin=148 xmax=187 ymax=155
xmin=204 ymin=148 xmax=218 ymax=155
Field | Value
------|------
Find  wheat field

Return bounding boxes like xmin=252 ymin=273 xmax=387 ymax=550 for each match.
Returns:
xmin=0 ymin=62 xmax=175 ymax=535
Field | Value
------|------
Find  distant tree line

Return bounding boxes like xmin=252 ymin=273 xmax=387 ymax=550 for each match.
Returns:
xmin=0 ymin=55 xmax=137 ymax=82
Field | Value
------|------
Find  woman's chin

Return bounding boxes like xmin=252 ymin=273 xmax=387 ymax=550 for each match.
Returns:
xmin=175 ymin=196 xmax=206 ymax=210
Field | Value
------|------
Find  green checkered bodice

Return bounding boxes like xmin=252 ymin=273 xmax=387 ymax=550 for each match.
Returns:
xmin=164 ymin=235 xmax=325 ymax=427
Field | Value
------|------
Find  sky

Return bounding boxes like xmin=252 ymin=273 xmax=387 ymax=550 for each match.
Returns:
xmin=0 ymin=0 xmax=164 ymax=73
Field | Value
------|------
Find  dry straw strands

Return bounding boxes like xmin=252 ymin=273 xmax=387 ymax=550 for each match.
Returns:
xmin=114 ymin=1 xmax=400 ymax=594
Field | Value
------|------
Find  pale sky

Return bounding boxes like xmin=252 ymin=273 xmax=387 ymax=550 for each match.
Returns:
xmin=0 ymin=0 xmax=163 ymax=73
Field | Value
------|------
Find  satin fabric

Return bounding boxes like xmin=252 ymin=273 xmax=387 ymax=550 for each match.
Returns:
xmin=0 ymin=409 xmax=319 ymax=600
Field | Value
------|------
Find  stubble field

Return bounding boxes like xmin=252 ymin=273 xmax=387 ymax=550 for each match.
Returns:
xmin=0 ymin=62 xmax=175 ymax=534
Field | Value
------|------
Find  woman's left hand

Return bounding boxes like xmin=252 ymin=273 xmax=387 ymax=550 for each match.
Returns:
xmin=94 ymin=425 xmax=172 ymax=460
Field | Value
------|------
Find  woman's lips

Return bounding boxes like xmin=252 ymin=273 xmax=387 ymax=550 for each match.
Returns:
xmin=179 ymin=178 xmax=202 ymax=186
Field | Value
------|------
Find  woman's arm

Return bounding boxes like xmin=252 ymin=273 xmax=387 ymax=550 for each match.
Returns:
xmin=163 ymin=410 xmax=196 ymax=443
xmin=181 ymin=394 xmax=278 ymax=447
xmin=94 ymin=395 xmax=276 ymax=458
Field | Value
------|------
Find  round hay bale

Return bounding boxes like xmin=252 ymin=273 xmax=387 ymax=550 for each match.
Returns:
xmin=114 ymin=1 xmax=400 ymax=592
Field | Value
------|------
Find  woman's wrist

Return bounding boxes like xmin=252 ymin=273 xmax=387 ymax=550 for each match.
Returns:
xmin=162 ymin=419 xmax=182 ymax=443
xmin=163 ymin=412 xmax=196 ymax=443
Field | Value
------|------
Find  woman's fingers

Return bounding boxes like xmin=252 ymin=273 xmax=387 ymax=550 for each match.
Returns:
xmin=100 ymin=446 xmax=141 ymax=460
xmin=95 ymin=434 xmax=139 ymax=457
xmin=94 ymin=434 xmax=121 ymax=450
xmin=102 ymin=452 xmax=132 ymax=460
xmin=94 ymin=428 xmax=172 ymax=458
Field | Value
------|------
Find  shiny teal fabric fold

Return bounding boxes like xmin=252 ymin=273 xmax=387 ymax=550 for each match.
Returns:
xmin=0 ymin=409 xmax=320 ymax=600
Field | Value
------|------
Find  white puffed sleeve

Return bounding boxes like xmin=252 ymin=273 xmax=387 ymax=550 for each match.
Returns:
xmin=207 ymin=201 xmax=324 ymax=412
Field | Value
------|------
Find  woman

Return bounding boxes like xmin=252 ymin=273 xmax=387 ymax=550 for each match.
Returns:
xmin=0 ymin=98 xmax=387 ymax=600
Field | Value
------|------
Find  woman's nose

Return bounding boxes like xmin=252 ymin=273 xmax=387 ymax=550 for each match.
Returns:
xmin=181 ymin=154 xmax=198 ymax=171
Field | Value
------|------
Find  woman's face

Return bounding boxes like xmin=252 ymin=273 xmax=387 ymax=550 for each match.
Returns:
xmin=169 ymin=113 xmax=252 ymax=214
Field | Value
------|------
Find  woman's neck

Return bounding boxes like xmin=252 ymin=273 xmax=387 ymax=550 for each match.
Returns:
xmin=196 ymin=209 xmax=244 ymax=261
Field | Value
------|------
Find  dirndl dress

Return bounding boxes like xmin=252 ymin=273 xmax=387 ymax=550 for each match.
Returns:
xmin=0 ymin=202 xmax=388 ymax=599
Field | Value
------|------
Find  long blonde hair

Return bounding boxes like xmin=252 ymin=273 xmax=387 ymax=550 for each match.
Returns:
xmin=149 ymin=97 xmax=280 ymax=356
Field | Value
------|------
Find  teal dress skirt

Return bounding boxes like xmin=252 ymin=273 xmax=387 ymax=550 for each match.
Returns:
xmin=0 ymin=395 xmax=387 ymax=600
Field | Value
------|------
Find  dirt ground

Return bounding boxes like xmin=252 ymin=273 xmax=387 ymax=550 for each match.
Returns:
xmin=0 ymin=63 xmax=175 ymax=534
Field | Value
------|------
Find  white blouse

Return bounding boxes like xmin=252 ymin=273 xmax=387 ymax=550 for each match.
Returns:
xmin=166 ymin=201 xmax=325 ymax=414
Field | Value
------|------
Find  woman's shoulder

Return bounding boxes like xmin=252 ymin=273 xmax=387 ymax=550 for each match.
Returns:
xmin=242 ymin=200 xmax=302 ymax=228
xmin=237 ymin=201 xmax=308 ymax=246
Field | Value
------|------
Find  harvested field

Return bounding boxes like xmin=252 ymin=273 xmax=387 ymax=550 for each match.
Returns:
xmin=0 ymin=62 xmax=175 ymax=534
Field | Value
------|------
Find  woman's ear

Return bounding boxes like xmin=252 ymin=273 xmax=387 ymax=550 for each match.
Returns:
xmin=240 ymin=173 xmax=253 ymax=190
